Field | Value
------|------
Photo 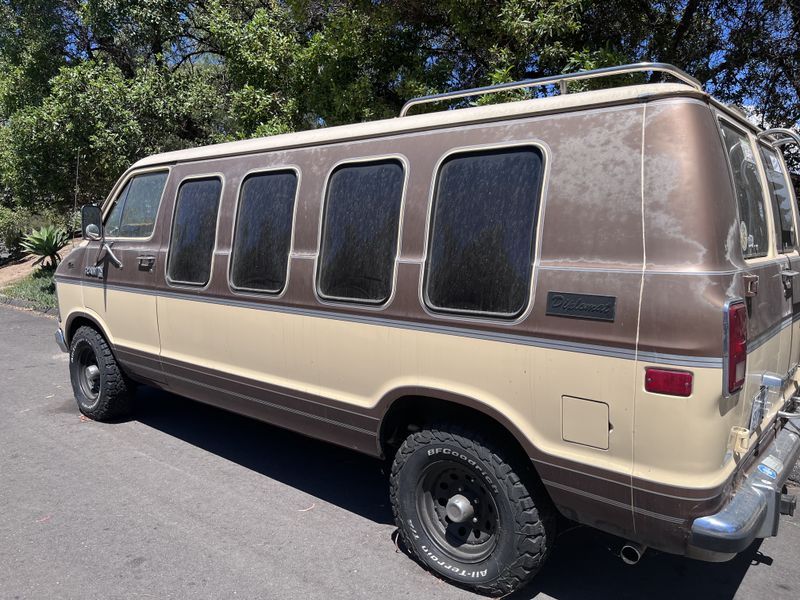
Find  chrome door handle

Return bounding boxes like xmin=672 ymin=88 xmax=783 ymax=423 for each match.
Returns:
xmin=781 ymin=270 xmax=798 ymax=297
xmin=95 ymin=242 xmax=122 ymax=269
xmin=743 ymin=274 xmax=759 ymax=297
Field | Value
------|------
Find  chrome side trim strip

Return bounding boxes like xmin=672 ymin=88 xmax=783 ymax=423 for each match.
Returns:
xmin=59 ymin=277 xmax=724 ymax=368
xmin=539 ymin=265 xmax=740 ymax=276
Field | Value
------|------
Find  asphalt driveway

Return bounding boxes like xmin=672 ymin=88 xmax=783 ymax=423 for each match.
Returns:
xmin=1 ymin=304 xmax=799 ymax=599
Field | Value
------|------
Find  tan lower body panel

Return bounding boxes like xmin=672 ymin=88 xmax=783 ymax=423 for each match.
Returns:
xmin=59 ymin=283 xmax=742 ymax=554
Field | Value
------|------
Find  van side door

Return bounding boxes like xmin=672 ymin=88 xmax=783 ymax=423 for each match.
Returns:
xmin=82 ymin=169 xmax=170 ymax=384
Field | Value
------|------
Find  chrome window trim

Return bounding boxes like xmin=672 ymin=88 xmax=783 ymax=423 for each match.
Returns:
xmin=312 ymin=154 xmax=410 ymax=309
xmin=101 ymin=166 xmax=172 ymax=242
xmin=164 ymin=173 xmax=225 ymax=289
xmin=419 ymin=141 xmax=550 ymax=322
xmin=757 ymin=142 xmax=797 ymax=254
xmin=714 ymin=113 xmax=774 ymax=261
xmin=227 ymin=165 xmax=302 ymax=298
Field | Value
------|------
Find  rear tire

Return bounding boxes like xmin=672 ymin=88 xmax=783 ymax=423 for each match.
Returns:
xmin=69 ymin=326 xmax=134 ymax=421
xmin=390 ymin=425 xmax=555 ymax=596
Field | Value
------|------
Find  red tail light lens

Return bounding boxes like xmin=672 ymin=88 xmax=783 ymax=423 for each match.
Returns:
xmin=727 ymin=302 xmax=747 ymax=394
xmin=645 ymin=368 xmax=693 ymax=396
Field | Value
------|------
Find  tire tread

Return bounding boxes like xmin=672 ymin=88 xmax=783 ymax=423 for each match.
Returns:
xmin=389 ymin=424 xmax=555 ymax=596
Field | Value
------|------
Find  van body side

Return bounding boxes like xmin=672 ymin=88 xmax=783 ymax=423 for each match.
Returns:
xmin=54 ymin=81 xmax=800 ymax=585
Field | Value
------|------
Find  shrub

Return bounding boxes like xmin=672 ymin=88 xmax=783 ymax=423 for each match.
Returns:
xmin=0 ymin=206 xmax=33 ymax=257
xmin=20 ymin=225 xmax=70 ymax=268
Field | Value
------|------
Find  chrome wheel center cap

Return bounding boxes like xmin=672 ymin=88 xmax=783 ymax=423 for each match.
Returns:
xmin=445 ymin=494 xmax=475 ymax=523
xmin=85 ymin=365 xmax=100 ymax=387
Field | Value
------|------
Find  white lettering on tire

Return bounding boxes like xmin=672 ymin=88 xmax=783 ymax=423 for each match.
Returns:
xmin=426 ymin=446 xmax=499 ymax=493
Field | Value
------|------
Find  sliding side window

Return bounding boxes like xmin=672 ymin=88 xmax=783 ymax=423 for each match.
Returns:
xmin=425 ymin=147 xmax=544 ymax=317
xmin=167 ymin=177 xmax=222 ymax=286
xmin=231 ymin=170 xmax=298 ymax=293
xmin=317 ymin=160 xmax=404 ymax=303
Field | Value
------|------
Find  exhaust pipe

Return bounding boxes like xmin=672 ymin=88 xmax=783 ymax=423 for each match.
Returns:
xmin=620 ymin=542 xmax=647 ymax=565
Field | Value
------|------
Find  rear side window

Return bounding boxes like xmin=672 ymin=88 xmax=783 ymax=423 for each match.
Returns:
xmin=759 ymin=146 xmax=796 ymax=253
xmin=167 ymin=178 xmax=222 ymax=286
xmin=231 ymin=170 xmax=298 ymax=293
xmin=317 ymin=160 xmax=404 ymax=303
xmin=719 ymin=123 xmax=769 ymax=258
xmin=104 ymin=171 xmax=168 ymax=238
xmin=425 ymin=147 xmax=544 ymax=317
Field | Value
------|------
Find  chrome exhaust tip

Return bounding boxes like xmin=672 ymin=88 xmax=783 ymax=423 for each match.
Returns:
xmin=620 ymin=542 xmax=646 ymax=565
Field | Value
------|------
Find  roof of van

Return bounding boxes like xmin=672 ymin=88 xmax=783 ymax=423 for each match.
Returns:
xmin=133 ymin=83 xmax=709 ymax=169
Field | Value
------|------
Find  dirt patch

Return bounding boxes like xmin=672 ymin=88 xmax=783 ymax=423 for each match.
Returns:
xmin=0 ymin=255 xmax=38 ymax=287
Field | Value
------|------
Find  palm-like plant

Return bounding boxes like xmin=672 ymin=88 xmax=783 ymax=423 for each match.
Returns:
xmin=20 ymin=225 xmax=70 ymax=268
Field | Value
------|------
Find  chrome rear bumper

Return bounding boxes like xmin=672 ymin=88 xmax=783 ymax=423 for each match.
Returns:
xmin=689 ymin=421 xmax=800 ymax=554
xmin=55 ymin=328 xmax=68 ymax=353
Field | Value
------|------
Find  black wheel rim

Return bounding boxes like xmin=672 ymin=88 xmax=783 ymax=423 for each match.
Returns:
xmin=75 ymin=342 xmax=101 ymax=406
xmin=415 ymin=460 xmax=499 ymax=563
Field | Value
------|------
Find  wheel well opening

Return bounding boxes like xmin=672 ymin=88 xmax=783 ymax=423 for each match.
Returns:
xmin=66 ymin=316 xmax=103 ymax=347
xmin=380 ymin=395 xmax=534 ymax=473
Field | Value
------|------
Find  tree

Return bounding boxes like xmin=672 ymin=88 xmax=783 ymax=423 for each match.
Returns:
xmin=0 ymin=0 xmax=798 ymax=215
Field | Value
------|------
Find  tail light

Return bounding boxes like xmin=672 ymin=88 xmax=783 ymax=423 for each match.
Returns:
xmin=726 ymin=301 xmax=747 ymax=394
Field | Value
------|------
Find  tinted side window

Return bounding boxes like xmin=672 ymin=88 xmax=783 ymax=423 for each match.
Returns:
xmin=231 ymin=171 xmax=298 ymax=293
xmin=759 ymin=146 xmax=796 ymax=253
xmin=317 ymin=160 xmax=404 ymax=303
xmin=425 ymin=147 xmax=544 ymax=317
xmin=167 ymin=178 xmax=222 ymax=286
xmin=720 ymin=123 xmax=769 ymax=258
xmin=104 ymin=171 xmax=168 ymax=238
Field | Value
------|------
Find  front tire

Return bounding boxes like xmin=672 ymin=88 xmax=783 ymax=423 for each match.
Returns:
xmin=69 ymin=326 xmax=134 ymax=421
xmin=390 ymin=425 xmax=555 ymax=596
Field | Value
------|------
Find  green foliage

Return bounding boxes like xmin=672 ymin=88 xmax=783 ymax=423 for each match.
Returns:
xmin=0 ymin=267 xmax=57 ymax=309
xmin=0 ymin=0 xmax=798 ymax=216
xmin=20 ymin=224 xmax=69 ymax=267
xmin=0 ymin=206 xmax=34 ymax=256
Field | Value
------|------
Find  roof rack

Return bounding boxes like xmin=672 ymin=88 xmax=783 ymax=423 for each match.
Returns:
xmin=758 ymin=128 xmax=800 ymax=149
xmin=399 ymin=62 xmax=703 ymax=117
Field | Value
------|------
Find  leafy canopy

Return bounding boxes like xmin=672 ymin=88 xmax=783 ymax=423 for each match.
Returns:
xmin=0 ymin=0 xmax=797 ymax=214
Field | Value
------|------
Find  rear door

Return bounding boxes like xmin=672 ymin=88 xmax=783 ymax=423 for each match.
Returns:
xmin=758 ymin=144 xmax=800 ymax=377
xmin=82 ymin=169 xmax=170 ymax=383
xmin=718 ymin=120 xmax=785 ymax=431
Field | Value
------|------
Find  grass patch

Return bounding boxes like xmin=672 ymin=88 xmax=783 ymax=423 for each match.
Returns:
xmin=1 ymin=266 xmax=57 ymax=310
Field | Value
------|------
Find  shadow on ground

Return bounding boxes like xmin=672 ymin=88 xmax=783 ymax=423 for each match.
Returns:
xmin=134 ymin=385 xmax=763 ymax=600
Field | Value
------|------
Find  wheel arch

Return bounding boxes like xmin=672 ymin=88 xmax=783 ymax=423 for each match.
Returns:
xmin=64 ymin=310 xmax=114 ymax=349
xmin=377 ymin=387 xmax=538 ymax=471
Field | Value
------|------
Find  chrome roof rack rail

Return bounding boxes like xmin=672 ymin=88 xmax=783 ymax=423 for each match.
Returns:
xmin=758 ymin=128 xmax=800 ymax=149
xmin=399 ymin=62 xmax=703 ymax=117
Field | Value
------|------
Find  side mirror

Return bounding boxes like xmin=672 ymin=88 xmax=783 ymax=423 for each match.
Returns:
xmin=81 ymin=205 xmax=103 ymax=241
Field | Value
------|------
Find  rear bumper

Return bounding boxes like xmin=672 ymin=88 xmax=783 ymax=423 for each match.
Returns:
xmin=689 ymin=421 xmax=800 ymax=554
xmin=55 ymin=328 xmax=68 ymax=353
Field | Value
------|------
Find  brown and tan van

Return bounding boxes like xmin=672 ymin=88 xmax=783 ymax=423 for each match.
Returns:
xmin=54 ymin=63 xmax=800 ymax=595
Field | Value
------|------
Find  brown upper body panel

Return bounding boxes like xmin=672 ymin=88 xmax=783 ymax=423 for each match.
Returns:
xmin=57 ymin=88 xmax=767 ymax=362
